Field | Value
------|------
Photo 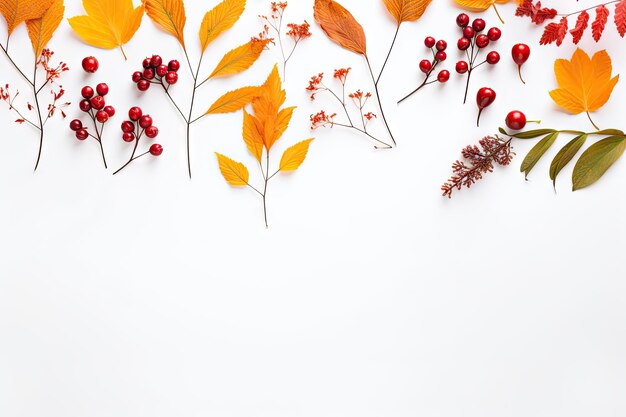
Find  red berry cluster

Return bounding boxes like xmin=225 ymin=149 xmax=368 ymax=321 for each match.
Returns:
xmin=397 ymin=36 xmax=450 ymax=104
xmin=113 ymin=106 xmax=163 ymax=175
xmin=132 ymin=55 xmax=180 ymax=92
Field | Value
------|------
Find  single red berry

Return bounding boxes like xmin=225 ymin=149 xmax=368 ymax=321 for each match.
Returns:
xmin=424 ymin=36 xmax=436 ymax=48
xmin=472 ymin=18 xmax=486 ymax=32
xmin=90 ymin=96 xmax=105 ymax=110
xmin=486 ymin=51 xmax=500 ymax=64
xmin=139 ymin=115 xmax=153 ymax=129
xmin=165 ymin=71 xmax=178 ymax=85
xmin=132 ymin=71 xmax=143 ymax=83
xmin=143 ymin=68 xmax=155 ymax=80
xmin=156 ymin=64 xmax=169 ymax=77
xmin=121 ymin=121 xmax=135 ymax=133
xmin=150 ymin=55 xmax=163 ymax=68
xmin=104 ymin=106 xmax=116 ymax=117
xmin=137 ymin=79 xmax=151 ymax=91
xmin=505 ymin=110 xmax=527 ymax=130
xmin=487 ymin=27 xmax=501 ymax=41
xmin=476 ymin=87 xmax=496 ymax=127
xmin=79 ymin=99 xmax=91 ymax=112
xmin=142 ymin=58 xmax=151 ymax=69
xmin=122 ymin=132 xmax=135 ymax=143
xmin=419 ymin=59 xmax=432 ymax=73
xmin=456 ymin=13 xmax=470 ymax=28
xmin=76 ymin=128 xmax=89 ymax=140
xmin=96 ymin=83 xmax=109 ymax=96
xmin=145 ymin=125 xmax=159 ymax=139
xmin=455 ymin=61 xmax=469 ymax=74
xmin=81 ymin=86 xmax=94 ymax=99
xmin=511 ymin=43 xmax=530 ymax=84
xmin=435 ymin=51 xmax=447 ymax=62
xmin=96 ymin=110 xmax=109 ymax=123
xmin=457 ymin=37 xmax=470 ymax=51
xmin=69 ymin=119 xmax=83 ymax=131
xmin=462 ymin=26 xmax=474 ymax=39
xmin=437 ymin=70 xmax=450 ymax=83
xmin=476 ymin=34 xmax=489 ymax=48
xmin=82 ymin=56 xmax=99 ymax=73
xmin=128 ymin=106 xmax=143 ymax=121
xmin=168 ymin=60 xmax=180 ymax=72
xmin=435 ymin=40 xmax=447 ymax=51
xmin=149 ymin=144 xmax=163 ymax=156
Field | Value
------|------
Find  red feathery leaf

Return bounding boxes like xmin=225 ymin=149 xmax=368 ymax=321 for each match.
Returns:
xmin=615 ymin=0 xmax=626 ymax=37
xmin=516 ymin=0 xmax=558 ymax=24
xmin=592 ymin=5 xmax=610 ymax=42
xmin=570 ymin=10 xmax=589 ymax=44
xmin=540 ymin=17 xmax=568 ymax=45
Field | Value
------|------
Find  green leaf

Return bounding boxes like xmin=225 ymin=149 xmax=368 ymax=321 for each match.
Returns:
xmin=593 ymin=129 xmax=625 ymax=136
xmin=510 ymin=129 xmax=557 ymax=139
xmin=549 ymin=134 xmax=587 ymax=187
xmin=572 ymin=136 xmax=626 ymax=191
xmin=520 ymin=132 xmax=560 ymax=178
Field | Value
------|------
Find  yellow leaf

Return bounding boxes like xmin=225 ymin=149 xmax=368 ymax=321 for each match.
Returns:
xmin=249 ymin=65 xmax=290 ymax=151
xmin=383 ymin=0 xmax=432 ymax=24
xmin=242 ymin=110 xmax=264 ymax=163
xmin=143 ymin=0 xmax=186 ymax=48
xmin=280 ymin=139 xmax=314 ymax=171
xmin=454 ymin=0 xmax=517 ymax=11
xmin=549 ymin=48 xmax=619 ymax=129
xmin=268 ymin=106 xmax=295 ymax=150
xmin=215 ymin=153 xmax=249 ymax=186
xmin=206 ymin=86 xmax=262 ymax=115
xmin=314 ymin=0 xmax=366 ymax=55
xmin=207 ymin=39 xmax=267 ymax=79
xmin=1 ymin=0 xmax=54 ymax=36
xmin=199 ymin=0 xmax=245 ymax=52
xmin=68 ymin=0 xmax=144 ymax=59
xmin=26 ymin=0 xmax=64 ymax=57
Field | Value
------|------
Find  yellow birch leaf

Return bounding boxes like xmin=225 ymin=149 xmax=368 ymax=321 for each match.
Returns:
xmin=207 ymin=39 xmax=267 ymax=79
xmin=383 ymin=0 xmax=432 ymax=24
xmin=279 ymin=139 xmax=315 ymax=171
xmin=26 ymin=0 xmax=64 ymax=57
xmin=215 ymin=153 xmax=249 ymax=186
xmin=1 ymin=0 xmax=54 ymax=36
xmin=199 ymin=0 xmax=245 ymax=52
xmin=206 ymin=86 xmax=262 ymax=115
xmin=242 ymin=110 xmax=264 ymax=163
xmin=143 ymin=0 xmax=186 ymax=49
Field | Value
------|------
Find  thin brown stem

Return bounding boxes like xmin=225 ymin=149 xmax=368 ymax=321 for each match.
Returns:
xmin=376 ymin=24 xmax=401 ymax=87
xmin=364 ymin=55 xmax=396 ymax=146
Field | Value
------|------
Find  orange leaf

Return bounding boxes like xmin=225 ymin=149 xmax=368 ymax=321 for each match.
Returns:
xmin=68 ymin=0 xmax=144 ymax=59
xmin=279 ymin=139 xmax=314 ymax=171
xmin=206 ymin=86 xmax=262 ymax=115
xmin=0 ymin=0 xmax=54 ymax=36
xmin=26 ymin=0 xmax=64 ymax=57
xmin=313 ymin=0 xmax=366 ymax=55
xmin=250 ymin=65 xmax=291 ymax=151
xmin=143 ymin=0 xmax=186 ymax=49
xmin=215 ymin=153 xmax=249 ymax=186
xmin=383 ymin=0 xmax=433 ymax=24
xmin=549 ymin=48 xmax=619 ymax=129
xmin=207 ymin=39 xmax=267 ymax=79
xmin=454 ymin=0 xmax=518 ymax=11
xmin=242 ymin=110 xmax=264 ymax=163
xmin=199 ymin=0 xmax=245 ymax=52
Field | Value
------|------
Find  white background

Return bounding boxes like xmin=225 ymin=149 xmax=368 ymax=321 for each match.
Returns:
xmin=1 ymin=0 xmax=626 ymax=416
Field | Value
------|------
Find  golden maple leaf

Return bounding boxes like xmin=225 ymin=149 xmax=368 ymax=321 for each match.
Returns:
xmin=0 ymin=0 xmax=55 ymax=37
xmin=549 ymin=48 xmax=619 ymax=130
xmin=68 ymin=0 xmax=144 ymax=59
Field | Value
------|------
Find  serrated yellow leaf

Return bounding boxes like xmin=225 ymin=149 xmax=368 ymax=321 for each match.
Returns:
xmin=242 ymin=109 xmax=264 ymax=163
xmin=249 ymin=65 xmax=290 ymax=151
xmin=68 ymin=0 xmax=144 ymax=59
xmin=215 ymin=153 xmax=249 ymax=186
xmin=206 ymin=86 xmax=261 ymax=115
xmin=549 ymin=48 xmax=619 ymax=129
xmin=207 ymin=39 xmax=267 ymax=79
xmin=0 ymin=0 xmax=54 ymax=36
xmin=199 ymin=0 xmax=245 ymax=52
xmin=383 ymin=0 xmax=432 ymax=24
xmin=143 ymin=0 xmax=186 ymax=48
xmin=280 ymin=139 xmax=314 ymax=171
xmin=26 ymin=0 xmax=64 ymax=57
xmin=454 ymin=0 xmax=517 ymax=12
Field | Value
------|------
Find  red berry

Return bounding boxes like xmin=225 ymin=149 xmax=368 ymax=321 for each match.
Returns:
xmin=486 ymin=51 xmax=500 ymax=64
xmin=79 ymin=99 xmax=91 ymax=112
xmin=168 ymin=60 xmax=180 ymax=72
xmin=476 ymin=34 xmax=489 ymax=48
xmin=96 ymin=110 xmax=109 ymax=123
xmin=121 ymin=121 xmax=135 ymax=132
xmin=132 ymin=71 xmax=143 ymax=83
xmin=487 ymin=27 xmax=501 ymax=41
xmin=505 ymin=110 xmax=527 ymax=130
xmin=457 ymin=37 xmax=470 ymax=51
xmin=90 ymin=96 xmax=105 ymax=110
xmin=143 ymin=68 xmax=155 ymax=80
xmin=128 ymin=106 xmax=142 ymax=121
xmin=435 ymin=40 xmax=447 ymax=51
xmin=455 ymin=61 xmax=469 ymax=74
xmin=145 ymin=125 xmax=159 ymax=139
xmin=69 ymin=119 xmax=83 ymax=131
xmin=137 ymin=80 xmax=151 ymax=91
xmin=437 ymin=70 xmax=450 ymax=83
xmin=149 ymin=144 xmax=163 ymax=156
xmin=419 ymin=59 xmax=432 ymax=73
xmin=156 ymin=64 xmax=169 ymax=77
xmin=81 ymin=56 xmax=99 ymax=73
xmin=104 ymin=106 xmax=116 ymax=117
xmin=142 ymin=58 xmax=151 ymax=69
xmin=472 ymin=18 xmax=486 ymax=32
xmin=511 ymin=43 xmax=531 ymax=84
xmin=76 ymin=128 xmax=89 ymax=140
xmin=476 ymin=87 xmax=496 ymax=126
xmin=165 ymin=71 xmax=178 ymax=85
xmin=462 ymin=26 xmax=474 ymax=39
xmin=424 ymin=36 xmax=436 ymax=48
xmin=139 ymin=115 xmax=153 ymax=129
xmin=150 ymin=55 xmax=163 ymax=68
xmin=435 ymin=51 xmax=447 ymax=62
xmin=122 ymin=132 xmax=135 ymax=143
xmin=96 ymin=83 xmax=109 ymax=96
xmin=456 ymin=13 xmax=470 ymax=28
xmin=81 ymin=86 xmax=94 ymax=99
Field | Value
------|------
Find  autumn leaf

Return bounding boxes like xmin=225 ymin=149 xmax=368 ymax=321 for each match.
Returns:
xmin=242 ymin=109 xmax=264 ymax=163
xmin=215 ymin=153 xmax=249 ymax=186
xmin=143 ymin=0 xmax=186 ymax=49
xmin=383 ymin=0 xmax=432 ymax=25
xmin=26 ymin=0 xmax=64 ymax=57
xmin=313 ymin=0 xmax=366 ymax=55
xmin=0 ymin=0 xmax=55 ymax=36
xmin=199 ymin=0 xmax=245 ymax=52
xmin=572 ymin=135 xmax=626 ymax=190
xmin=280 ymin=139 xmax=314 ymax=171
xmin=207 ymin=39 xmax=268 ymax=79
xmin=68 ymin=0 xmax=144 ymax=59
xmin=454 ymin=0 xmax=521 ymax=23
xmin=250 ymin=65 xmax=290 ymax=151
xmin=206 ymin=86 xmax=262 ymax=115
xmin=549 ymin=48 xmax=619 ymax=130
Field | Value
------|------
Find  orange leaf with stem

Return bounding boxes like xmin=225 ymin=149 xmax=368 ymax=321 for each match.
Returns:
xmin=0 ymin=0 xmax=54 ymax=38
xmin=142 ymin=0 xmax=186 ymax=49
xmin=199 ymin=0 xmax=245 ymax=52
xmin=26 ymin=0 xmax=64 ymax=58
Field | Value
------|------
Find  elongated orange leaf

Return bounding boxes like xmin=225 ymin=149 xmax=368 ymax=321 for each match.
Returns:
xmin=313 ymin=0 xmax=366 ymax=55
xmin=383 ymin=0 xmax=432 ymax=24
xmin=242 ymin=110 xmax=264 ymax=163
xmin=280 ymin=139 xmax=314 ymax=171
xmin=68 ymin=0 xmax=144 ymax=59
xmin=143 ymin=0 xmax=186 ymax=48
xmin=199 ymin=0 xmax=245 ymax=52
xmin=1 ymin=0 xmax=54 ymax=36
xmin=206 ymin=86 xmax=261 ymax=115
xmin=207 ymin=39 xmax=267 ymax=79
xmin=215 ymin=153 xmax=249 ymax=186
xmin=26 ymin=0 xmax=64 ymax=57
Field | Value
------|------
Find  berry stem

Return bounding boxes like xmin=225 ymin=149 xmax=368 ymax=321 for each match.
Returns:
xmin=477 ymin=108 xmax=483 ymax=127
xmin=32 ymin=62 xmax=45 ymax=172
xmin=518 ymin=65 xmax=526 ymax=85
xmin=492 ymin=4 xmax=505 ymax=24
xmin=376 ymin=24 xmax=401 ymax=87
xmin=463 ymin=70 xmax=472 ymax=104
xmin=365 ymin=55 xmax=396 ymax=146
xmin=397 ymin=60 xmax=438 ymax=104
